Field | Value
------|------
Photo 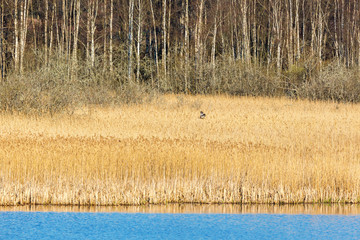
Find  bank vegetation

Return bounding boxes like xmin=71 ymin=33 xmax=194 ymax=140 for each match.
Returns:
xmin=0 ymin=95 xmax=360 ymax=205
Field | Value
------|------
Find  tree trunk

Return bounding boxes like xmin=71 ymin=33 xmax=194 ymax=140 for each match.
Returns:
xmin=149 ymin=0 xmax=159 ymax=87
xmin=310 ymin=2 xmax=316 ymax=58
xmin=350 ymin=1 xmax=356 ymax=67
xmin=14 ymin=0 xmax=19 ymax=72
xmin=267 ymin=6 xmax=273 ymax=73
xmin=72 ymin=0 xmax=80 ymax=75
xmin=211 ymin=0 xmax=219 ymax=92
xmin=90 ymin=0 xmax=98 ymax=68
xmin=136 ymin=0 xmax=142 ymax=83
xmin=44 ymin=0 xmax=48 ymax=66
xmin=19 ymin=0 xmax=30 ymax=75
xmin=273 ymin=0 xmax=282 ymax=71
xmin=109 ymin=0 xmax=113 ymax=73
xmin=86 ymin=1 xmax=90 ymax=66
xmin=302 ymin=0 xmax=305 ymax=56
xmin=66 ymin=0 xmax=74 ymax=79
xmin=195 ymin=0 xmax=204 ymax=91
xmin=317 ymin=0 xmax=322 ymax=68
xmin=55 ymin=0 xmax=60 ymax=55
xmin=103 ymin=0 xmax=107 ymax=72
xmin=340 ymin=0 xmax=344 ymax=63
xmin=62 ymin=0 xmax=66 ymax=55
xmin=230 ymin=0 xmax=238 ymax=60
xmin=295 ymin=0 xmax=300 ymax=62
xmin=167 ymin=0 xmax=171 ymax=79
xmin=241 ymin=0 xmax=250 ymax=65
xmin=162 ymin=0 xmax=167 ymax=82
xmin=252 ymin=0 xmax=257 ymax=64
xmin=184 ymin=0 xmax=189 ymax=93
xmin=128 ymin=0 xmax=134 ymax=81
xmin=356 ymin=1 xmax=360 ymax=68
xmin=49 ymin=0 xmax=56 ymax=61
xmin=287 ymin=0 xmax=293 ymax=67
xmin=0 ymin=1 xmax=3 ymax=81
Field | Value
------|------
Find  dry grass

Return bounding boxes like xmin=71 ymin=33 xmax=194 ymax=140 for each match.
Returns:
xmin=1 ymin=94 xmax=360 ymax=205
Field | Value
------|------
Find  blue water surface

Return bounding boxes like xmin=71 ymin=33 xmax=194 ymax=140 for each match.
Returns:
xmin=1 ymin=212 xmax=360 ymax=240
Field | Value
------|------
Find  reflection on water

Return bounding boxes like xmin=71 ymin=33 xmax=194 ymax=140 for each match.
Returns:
xmin=1 ymin=204 xmax=360 ymax=215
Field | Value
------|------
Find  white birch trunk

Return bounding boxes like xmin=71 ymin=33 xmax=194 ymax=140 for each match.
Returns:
xmin=45 ymin=0 xmax=48 ymax=66
xmin=62 ymin=0 xmax=66 ymax=55
xmin=49 ymin=0 xmax=56 ymax=61
xmin=91 ymin=0 xmax=98 ymax=68
xmin=162 ymin=0 xmax=167 ymax=81
xmin=211 ymin=0 xmax=219 ymax=90
xmin=136 ymin=0 xmax=142 ymax=83
xmin=0 ymin=2 xmax=3 ymax=80
xmin=103 ymin=0 xmax=107 ymax=72
xmin=310 ymin=2 xmax=316 ymax=58
xmin=184 ymin=0 xmax=189 ymax=92
xmin=195 ymin=0 xmax=204 ymax=90
xmin=86 ymin=1 xmax=91 ymax=66
xmin=288 ymin=0 xmax=293 ymax=67
xmin=128 ymin=0 xmax=134 ymax=81
xmin=167 ymin=0 xmax=171 ymax=77
xmin=149 ymin=0 xmax=159 ymax=87
xmin=317 ymin=0 xmax=322 ymax=68
xmin=109 ymin=0 xmax=113 ymax=73
xmin=14 ymin=0 xmax=19 ymax=72
xmin=252 ymin=0 xmax=257 ymax=63
xmin=273 ymin=0 xmax=282 ymax=71
xmin=19 ymin=0 xmax=30 ymax=75
xmin=241 ymin=0 xmax=250 ymax=65
xmin=72 ymin=0 xmax=80 ymax=74
xmin=295 ymin=0 xmax=300 ymax=62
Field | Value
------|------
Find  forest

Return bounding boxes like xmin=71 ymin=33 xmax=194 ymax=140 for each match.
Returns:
xmin=0 ymin=0 xmax=359 ymax=114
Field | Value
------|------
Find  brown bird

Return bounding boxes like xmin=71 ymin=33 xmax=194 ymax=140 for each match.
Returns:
xmin=200 ymin=111 xmax=206 ymax=119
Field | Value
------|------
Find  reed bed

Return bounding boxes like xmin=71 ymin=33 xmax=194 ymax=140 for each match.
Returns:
xmin=1 ymin=95 xmax=360 ymax=205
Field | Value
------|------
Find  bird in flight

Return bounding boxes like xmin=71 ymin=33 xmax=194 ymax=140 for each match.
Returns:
xmin=200 ymin=111 xmax=206 ymax=119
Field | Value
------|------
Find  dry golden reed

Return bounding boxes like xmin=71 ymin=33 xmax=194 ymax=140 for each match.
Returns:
xmin=1 ymin=94 xmax=360 ymax=205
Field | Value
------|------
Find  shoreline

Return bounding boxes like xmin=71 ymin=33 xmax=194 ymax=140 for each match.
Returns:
xmin=1 ymin=203 xmax=360 ymax=215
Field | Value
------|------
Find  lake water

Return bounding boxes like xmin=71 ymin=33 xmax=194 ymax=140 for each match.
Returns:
xmin=1 ymin=204 xmax=360 ymax=240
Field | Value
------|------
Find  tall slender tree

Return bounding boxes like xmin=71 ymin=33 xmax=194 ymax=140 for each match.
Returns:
xmin=136 ymin=0 xmax=142 ymax=82
xmin=128 ymin=0 xmax=134 ymax=81
xmin=162 ymin=0 xmax=167 ymax=82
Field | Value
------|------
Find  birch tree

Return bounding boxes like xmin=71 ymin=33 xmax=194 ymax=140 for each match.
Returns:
xmin=44 ymin=0 xmax=49 ymax=66
xmin=128 ymin=0 xmax=134 ymax=81
xmin=90 ymin=0 xmax=98 ymax=68
xmin=272 ymin=0 xmax=282 ymax=71
xmin=317 ymin=0 xmax=323 ymax=68
xmin=0 ymin=1 xmax=3 ymax=81
xmin=14 ymin=0 xmax=19 ymax=72
xmin=149 ymin=0 xmax=159 ymax=86
xmin=19 ymin=0 xmax=30 ymax=74
xmin=103 ymin=0 xmax=108 ymax=72
xmin=184 ymin=0 xmax=189 ymax=92
xmin=109 ymin=0 xmax=113 ymax=73
xmin=195 ymin=0 xmax=204 ymax=91
xmin=49 ymin=0 xmax=56 ymax=61
xmin=241 ymin=0 xmax=250 ymax=65
xmin=252 ymin=0 xmax=257 ymax=64
xmin=72 ymin=0 xmax=81 ymax=75
xmin=162 ymin=0 xmax=167 ymax=81
xmin=136 ymin=0 xmax=142 ymax=82
xmin=295 ymin=0 xmax=300 ymax=62
xmin=211 ymin=0 xmax=219 ymax=83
